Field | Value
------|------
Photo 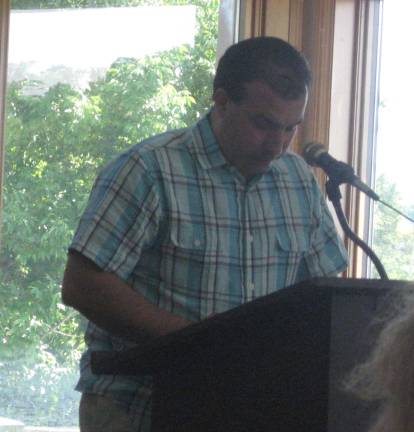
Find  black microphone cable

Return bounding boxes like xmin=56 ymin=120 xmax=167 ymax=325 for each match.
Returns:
xmin=377 ymin=199 xmax=414 ymax=225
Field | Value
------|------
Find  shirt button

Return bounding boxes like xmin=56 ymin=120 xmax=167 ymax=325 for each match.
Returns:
xmin=194 ymin=239 xmax=201 ymax=247
xmin=247 ymin=234 xmax=253 ymax=243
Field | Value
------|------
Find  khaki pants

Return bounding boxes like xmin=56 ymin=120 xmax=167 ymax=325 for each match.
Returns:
xmin=79 ymin=393 xmax=142 ymax=432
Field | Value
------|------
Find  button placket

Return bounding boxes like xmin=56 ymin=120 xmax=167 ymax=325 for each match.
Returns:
xmin=243 ymin=188 xmax=255 ymax=301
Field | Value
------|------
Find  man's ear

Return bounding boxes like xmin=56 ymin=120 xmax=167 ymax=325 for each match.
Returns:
xmin=212 ymin=88 xmax=230 ymax=114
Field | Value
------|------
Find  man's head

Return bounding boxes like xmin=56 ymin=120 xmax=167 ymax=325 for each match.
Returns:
xmin=211 ymin=37 xmax=311 ymax=178
xmin=213 ymin=36 xmax=311 ymax=103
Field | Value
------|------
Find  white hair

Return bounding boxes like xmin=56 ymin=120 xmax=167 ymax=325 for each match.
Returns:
xmin=346 ymin=294 xmax=414 ymax=432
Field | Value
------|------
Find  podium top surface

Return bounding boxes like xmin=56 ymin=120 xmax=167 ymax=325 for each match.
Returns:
xmin=91 ymin=277 xmax=414 ymax=376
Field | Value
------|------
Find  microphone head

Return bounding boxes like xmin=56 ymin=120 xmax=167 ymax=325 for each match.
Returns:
xmin=301 ymin=142 xmax=328 ymax=166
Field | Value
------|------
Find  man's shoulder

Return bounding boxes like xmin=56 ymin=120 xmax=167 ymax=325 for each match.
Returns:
xmin=111 ymin=125 xmax=196 ymax=176
xmin=94 ymin=126 xmax=194 ymax=185
xmin=131 ymin=126 xmax=193 ymax=157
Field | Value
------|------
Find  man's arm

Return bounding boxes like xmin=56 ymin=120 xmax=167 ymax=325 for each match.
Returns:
xmin=61 ymin=251 xmax=193 ymax=343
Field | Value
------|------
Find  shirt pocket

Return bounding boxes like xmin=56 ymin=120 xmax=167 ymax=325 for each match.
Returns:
xmin=168 ymin=220 xmax=208 ymax=263
xmin=161 ymin=221 xmax=211 ymax=315
xmin=272 ymin=220 xmax=312 ymax=269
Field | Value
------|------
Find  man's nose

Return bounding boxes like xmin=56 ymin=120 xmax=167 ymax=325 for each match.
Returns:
xmin=266 ymin=127 xmax=289 ymax=145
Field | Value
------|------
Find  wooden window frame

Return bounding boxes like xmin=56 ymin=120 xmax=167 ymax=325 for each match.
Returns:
xmin=330 ymin=0 xmax=382 ymax=277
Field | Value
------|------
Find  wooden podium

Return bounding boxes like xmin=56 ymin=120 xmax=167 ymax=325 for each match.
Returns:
xmin=92 ymin=277 xmax=414 ymax=432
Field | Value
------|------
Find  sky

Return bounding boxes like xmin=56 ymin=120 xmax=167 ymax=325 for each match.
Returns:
xmin=9 ymin=6 xmax=196 ymax=70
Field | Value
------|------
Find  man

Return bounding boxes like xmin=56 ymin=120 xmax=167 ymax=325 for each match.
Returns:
xmin=62 ymin=36 xmax=348 ymax=431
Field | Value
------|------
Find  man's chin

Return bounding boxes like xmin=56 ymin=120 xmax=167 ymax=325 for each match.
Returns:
xmin=258 ymin=154 xmax=278 ymax=165
xmin=251 ymin=159 xmax=273 ymax=174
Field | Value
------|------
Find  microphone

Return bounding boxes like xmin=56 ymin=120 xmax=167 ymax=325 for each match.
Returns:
xmin=301 ymin=142 xmax=379 ymax=201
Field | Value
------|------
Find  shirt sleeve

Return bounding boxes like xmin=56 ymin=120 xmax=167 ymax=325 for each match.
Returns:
xmin=297 ymin=176 xmax=349 ymax=281
xmin=69 ymin=151 xmax=162 ymax=282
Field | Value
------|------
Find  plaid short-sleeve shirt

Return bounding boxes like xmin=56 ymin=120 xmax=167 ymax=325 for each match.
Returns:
xmin=70 ymin=112 xmax=348 ymax=425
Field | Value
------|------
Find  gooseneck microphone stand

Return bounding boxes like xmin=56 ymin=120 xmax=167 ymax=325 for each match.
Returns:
xmin=325 ymin=177 xmax=389 ymax=280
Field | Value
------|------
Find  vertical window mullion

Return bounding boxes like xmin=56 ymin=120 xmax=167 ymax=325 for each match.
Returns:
xmin=363 ymin=0 xmax=384 ymax=277
xmin=0 ymin=0 xmax=10 ymax=230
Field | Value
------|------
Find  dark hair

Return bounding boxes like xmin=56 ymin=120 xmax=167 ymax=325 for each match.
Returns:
xmin=213 ymin=37 xmax=311 ymax=102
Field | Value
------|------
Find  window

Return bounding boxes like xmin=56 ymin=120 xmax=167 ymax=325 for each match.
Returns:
xmin=0 ymin=0 xmax=224 ymax=427
xmin=369 ymin=0 xmax=414 ymax=280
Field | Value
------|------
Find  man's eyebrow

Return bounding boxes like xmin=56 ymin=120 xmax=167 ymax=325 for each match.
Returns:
xmin=254 ymin=113 xmax=304 ymax=129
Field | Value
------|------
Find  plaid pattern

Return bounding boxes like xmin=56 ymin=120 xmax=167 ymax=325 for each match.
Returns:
xmin=69 ymin=112 xmax=348 ymax=426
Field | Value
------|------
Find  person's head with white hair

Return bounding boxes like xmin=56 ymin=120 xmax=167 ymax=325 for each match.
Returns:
xmin=346 ymin=295 xmax=414 ymax=432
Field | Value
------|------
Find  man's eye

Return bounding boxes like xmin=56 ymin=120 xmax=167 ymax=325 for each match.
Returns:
xmin=251 ymin=116 xmax=274 ymax=130
xmin=249 ymin=114 xmax=298 ymax=133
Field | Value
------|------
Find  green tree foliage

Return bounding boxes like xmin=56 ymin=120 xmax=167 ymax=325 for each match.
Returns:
xmin=371 ymin=175 xmax=414 ymax=280
xmin=1 ymin=0 xmax=218 ymax=425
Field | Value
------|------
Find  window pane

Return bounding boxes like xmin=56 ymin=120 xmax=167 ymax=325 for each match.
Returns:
xmin=0 ymin=0 xmax=219 ymax=427
xmin=371 ymin=0 xmax=414 ymax=280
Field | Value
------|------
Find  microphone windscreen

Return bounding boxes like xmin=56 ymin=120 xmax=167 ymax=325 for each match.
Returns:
xmin=301 ymin=142 xmax=327 ymax=165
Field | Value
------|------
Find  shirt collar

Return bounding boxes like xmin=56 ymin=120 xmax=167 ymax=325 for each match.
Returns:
xmin=191 ymin=110 xmax=288 ymax=177
xmin=191 ymin=110 xmax=228 ymax=170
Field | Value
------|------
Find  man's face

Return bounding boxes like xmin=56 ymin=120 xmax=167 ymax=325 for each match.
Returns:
xmin=213 ymin=80 xmax=308 ymax=178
